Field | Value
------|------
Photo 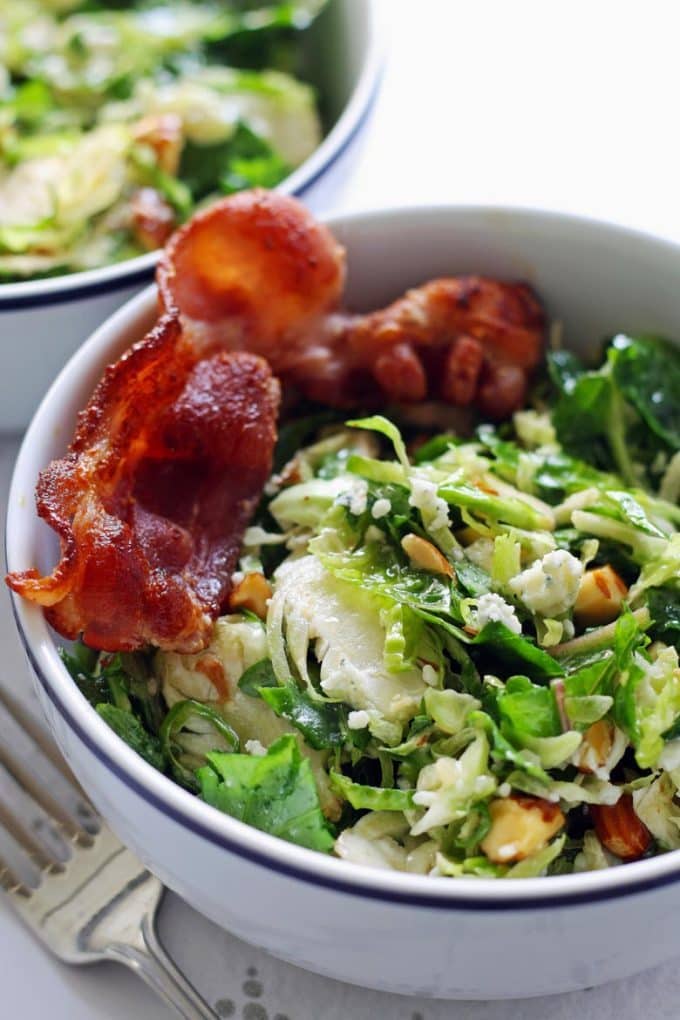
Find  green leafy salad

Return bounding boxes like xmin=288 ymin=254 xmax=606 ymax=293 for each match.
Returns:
xmin=0 ymin=0 xmax=324 ymax=279
xmin=62 ymin=334 xmax=680 ymax=878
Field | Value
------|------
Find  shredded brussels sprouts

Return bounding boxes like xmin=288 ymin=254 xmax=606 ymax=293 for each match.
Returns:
xmin=63 ymin=333 xmax=680 ymax=878
xmin=0 ymin=0 xmax=324 ymax=279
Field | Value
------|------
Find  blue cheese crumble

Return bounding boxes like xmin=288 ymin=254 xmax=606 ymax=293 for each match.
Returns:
xmin=348 ymin=479 xmax=369 ymax=516
xmin=508 ymin=549 xmax=583 ymax=618
xmin=409 ymin=476 xmax=451 ymax=532
xmin=469 ymin=593 xmax=522 ymax=635
xmin=371 ymin=498 xmax=391 ymax=519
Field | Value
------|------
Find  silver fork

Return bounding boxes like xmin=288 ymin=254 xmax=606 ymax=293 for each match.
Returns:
xmin=0 ymin=684 xmax=217 ymax=1019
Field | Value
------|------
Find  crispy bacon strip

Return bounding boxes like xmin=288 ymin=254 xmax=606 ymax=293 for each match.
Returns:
xmin=8 ymin=189 xmax=544 ymax=654
xmin=158 ymin=190 xmax=545 ymax=418
xmin=158 ymin=188 xmax=345 ymax=356
xmin=7 ymin=315 xmax=279 ymax=652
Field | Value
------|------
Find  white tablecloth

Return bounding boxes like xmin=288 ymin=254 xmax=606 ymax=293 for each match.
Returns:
xmin=4 ymin=2 xmax=680 ymax=1015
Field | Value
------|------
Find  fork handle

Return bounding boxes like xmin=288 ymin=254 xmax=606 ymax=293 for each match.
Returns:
xmin=106 ymin=914 xmax=217 ymax=1019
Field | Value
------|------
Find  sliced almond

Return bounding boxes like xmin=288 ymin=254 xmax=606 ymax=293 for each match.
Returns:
xmin=481 ymin=795 xmax=565 ymax=864
xmin=401 ymin=533 xmax=454 ymax=578
xmin=574 ymin=565 xmax=628 ymax=627
xmin=228 ymin=572 xmax=272 ymax=620
xmin=590 ymin=795 xmax=651 ymax=861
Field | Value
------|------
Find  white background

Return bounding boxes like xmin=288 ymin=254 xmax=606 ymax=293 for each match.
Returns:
xmin=3 ymin=1 xmax=680 ymax=1015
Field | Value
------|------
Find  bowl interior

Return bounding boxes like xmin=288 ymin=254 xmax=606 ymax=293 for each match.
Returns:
xmin=7 ymin=204 xmax=680 ymax=904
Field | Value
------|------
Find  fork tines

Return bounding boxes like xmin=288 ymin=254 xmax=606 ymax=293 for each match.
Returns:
xmin=0 ymin=685 xmax=99 ymax=894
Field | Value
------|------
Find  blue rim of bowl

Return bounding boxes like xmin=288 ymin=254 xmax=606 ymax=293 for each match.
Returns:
xmin=9 ymin=203 xmax=680 ymax=913
xmin=0 ymin=2 xmax=383 ymax=312
xmin=12 ymin=599 xmax=680 ymax=912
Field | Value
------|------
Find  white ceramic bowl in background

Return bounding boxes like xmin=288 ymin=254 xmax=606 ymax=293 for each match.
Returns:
xmin=7 ymin=206 xmax=680 ymax=1000
xmin=0 ymin=0 xmax=382 ymax=433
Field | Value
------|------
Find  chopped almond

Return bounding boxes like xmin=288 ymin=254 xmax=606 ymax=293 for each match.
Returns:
xmin=481 ymin=795 xmax=565 ymax=864
xmin=133 ymin=113 xmax=184 ymax=175
xmin=574 ymin=566 xmax=628 ymax=627
xmin=228 ymin=572 xmax=272 ymax=620
xmin=277 ymin=455 xmax=304 ymax=487
xmin=575 ymin=719 xmax=614 ymax=774
xmin=456 ymin=526 xmax=482 ymax=546
xmin=590 ymin=795 xmax=651 ymax=861
xmin=474 ymin=479 xmax=499 ymax=496
xmin=401 ymin=534 xmax=454 ymax=578
xmin=130 ymin=188 xmax=176 ymax=250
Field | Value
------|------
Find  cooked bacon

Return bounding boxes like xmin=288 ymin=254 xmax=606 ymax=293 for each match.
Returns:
xmin=158 ymin=190 xmax=545 ymax=418
xmin=341 ymin=277 xmax=544 ymax=417
xmin=6 ymin=315 xmax=279 ymax=652
xmin=7 ymin=189 xmax=545 ymax=654
xmin=158 ymin=188 xmax=345 ymax=357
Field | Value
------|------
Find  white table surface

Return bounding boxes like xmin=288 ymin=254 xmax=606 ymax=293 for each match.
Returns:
xmin=4 ymin=1 xmax=680 ymax=1015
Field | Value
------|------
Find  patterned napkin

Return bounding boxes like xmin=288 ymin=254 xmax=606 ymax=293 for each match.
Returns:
xmin=158 ymin=890 xmax=680 ymax=1020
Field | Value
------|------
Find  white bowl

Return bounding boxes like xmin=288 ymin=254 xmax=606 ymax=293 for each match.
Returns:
xmin=7 ymin=205 xmax=680 ymax=1001
xmin=0 ymin=0 xmax=382 ymax=433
